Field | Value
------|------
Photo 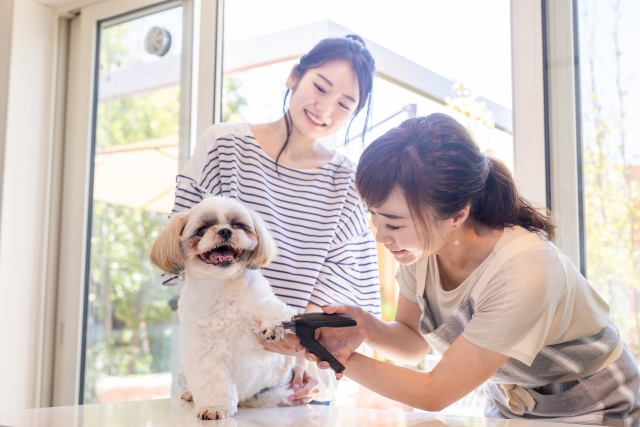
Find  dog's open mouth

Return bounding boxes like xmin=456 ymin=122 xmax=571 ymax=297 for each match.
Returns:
xmin=199 ymin=246 xmax=243 ymax=266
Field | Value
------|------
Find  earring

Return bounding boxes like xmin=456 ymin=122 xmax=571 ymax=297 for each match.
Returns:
xmin=454 ymin=227 xmax=459 ymax=246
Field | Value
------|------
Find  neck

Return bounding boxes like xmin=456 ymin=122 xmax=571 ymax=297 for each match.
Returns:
xmin=435 ymin=220 xmax=503 ymax=291
xmin=272 ymin=116 xmax=321 ymax=161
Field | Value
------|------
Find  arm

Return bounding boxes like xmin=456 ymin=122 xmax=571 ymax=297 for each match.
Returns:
xmin=345 ymin=335 xmax=509 ymax=412
xmin=365 ymin=294 xmax=430 ymax=365
xmin=314 ymin=296 xmax=429 ymax=370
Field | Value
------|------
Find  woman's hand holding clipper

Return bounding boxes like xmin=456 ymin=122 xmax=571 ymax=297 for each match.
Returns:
xmin=302 ymin=304 xmax=371 ymax=380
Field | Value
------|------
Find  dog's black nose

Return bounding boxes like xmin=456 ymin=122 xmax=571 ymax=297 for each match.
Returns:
xmin=218 ymin=228 xmax=232 ymax=239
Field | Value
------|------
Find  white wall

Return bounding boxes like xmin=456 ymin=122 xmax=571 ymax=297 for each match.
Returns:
xmin=0 ymin=0 xmax=14 ymax=234
xmin=0 ymin=0 xmax=54 ymax=411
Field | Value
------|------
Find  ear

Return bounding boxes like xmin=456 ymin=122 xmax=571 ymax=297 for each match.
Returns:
xmin=451 ymin=205 xmax=470 ymax=229
xmin=246 ymin=210 xmax=278 ymax=270
xmin=149 ymin=212 xmax=188 ymax=275
xmin=285 ymin=64 xmax=300 ymax=90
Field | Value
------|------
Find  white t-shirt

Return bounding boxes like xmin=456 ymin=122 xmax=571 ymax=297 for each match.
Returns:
xmin=397 ymin=226 xmax=611 ymax=366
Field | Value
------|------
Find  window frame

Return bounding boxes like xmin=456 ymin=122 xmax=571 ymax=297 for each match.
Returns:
xmin=49 ymin=0 xmax=222 ymax=406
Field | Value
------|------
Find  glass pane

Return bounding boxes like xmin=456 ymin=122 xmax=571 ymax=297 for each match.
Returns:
xmin=82 ymin=5 xmax=185 ymax=404
xmin=576 ymin=1 xmax=640 ymax=357
xmin=222 ymin=0 xmax=512 ymax=415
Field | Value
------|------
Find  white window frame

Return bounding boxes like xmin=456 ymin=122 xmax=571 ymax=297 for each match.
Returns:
xmin=47 ymin=0 xmax=222 ymax=406
xmin=511 ymin=0 xmax=582 ymax=270
xmin=40 ymin=0 xmax=581 ymax=407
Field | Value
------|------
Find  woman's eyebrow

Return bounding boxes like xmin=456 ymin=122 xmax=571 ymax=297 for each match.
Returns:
xmin=316 ymin=73 xmax=357 ymax=103
xmin=378 ymin=212 xmax=405 ymax=220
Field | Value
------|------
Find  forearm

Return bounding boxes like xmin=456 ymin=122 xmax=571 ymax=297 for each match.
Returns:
xmin=344 ymin=352 xmax=446 ymax=411
xmin=364 ymin=312 xmax=430 ymax=365
xmin=345 ymin=336 xmax=509 ymax=412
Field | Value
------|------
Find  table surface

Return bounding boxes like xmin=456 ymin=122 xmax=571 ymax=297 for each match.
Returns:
xmin=0 ymin=398 xmax=574 ymax=427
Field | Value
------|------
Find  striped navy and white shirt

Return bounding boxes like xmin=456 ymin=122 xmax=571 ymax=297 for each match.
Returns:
xmin=165 ymin=123 xmax=381 ymax=315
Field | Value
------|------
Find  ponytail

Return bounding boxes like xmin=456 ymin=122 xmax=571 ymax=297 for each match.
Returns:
xmin=472 ymin=158 xmax=555 ymax=239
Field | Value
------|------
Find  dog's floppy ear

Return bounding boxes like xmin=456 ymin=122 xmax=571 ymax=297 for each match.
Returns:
xmin=149 ymin=212 xmax=188 ymax=275
xmin=246 ymin=210 xmax=277 ymax=270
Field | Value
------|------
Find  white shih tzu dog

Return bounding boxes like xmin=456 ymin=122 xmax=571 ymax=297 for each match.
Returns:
xmin=149 ymin=196 xmax=297 ymax=420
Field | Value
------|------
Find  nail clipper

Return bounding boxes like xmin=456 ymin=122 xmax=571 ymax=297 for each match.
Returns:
xmin=271 ymin=313 xmax=357 ymax=373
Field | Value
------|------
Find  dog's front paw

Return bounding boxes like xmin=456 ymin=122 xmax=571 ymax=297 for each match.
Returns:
xmin=197 ymin=408 xmax=231 ymax=420
xmin=254 ymin=316 xmax=283 ymax=342
xmin=181 ymin=389 xmax=193 ymax=402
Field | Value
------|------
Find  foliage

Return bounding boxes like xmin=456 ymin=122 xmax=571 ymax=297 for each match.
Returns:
xmin=222 ymin=75 xmax=247 ymax=123
xmin=580 ymin=0 xmax=640 ymax=355
xmin=85 ymin=201 xmax=173 ymax=403
xmin=96 ymin=86 xmax=181 ymax=150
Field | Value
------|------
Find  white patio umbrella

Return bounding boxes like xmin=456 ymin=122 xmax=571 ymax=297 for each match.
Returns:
xmin=92 ymin=135 xmax=179 ymax=214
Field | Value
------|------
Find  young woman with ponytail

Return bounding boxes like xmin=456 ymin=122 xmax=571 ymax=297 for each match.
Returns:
xmin=304 ymin=113 xmax=639 ymax=423
xmin=166 ymin=35 xmax=380 ymax=405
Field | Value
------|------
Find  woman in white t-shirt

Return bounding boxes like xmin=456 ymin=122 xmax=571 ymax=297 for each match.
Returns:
xmin=166 ymin=35 xmax=381 ymax=405
xmin=305 ymin=113 xmax=640 ymax=424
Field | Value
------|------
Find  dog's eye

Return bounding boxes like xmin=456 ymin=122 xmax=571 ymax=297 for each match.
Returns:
xmin=196 ymin=226 xmax=209 ymax=236
xmin=232 ymin=223 xmax=244 ymax=230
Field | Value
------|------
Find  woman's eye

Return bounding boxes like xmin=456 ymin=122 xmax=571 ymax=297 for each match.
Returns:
xmin=339 ymin=102 xmax=350 ymax=111
xmin=385 ymin=224 xmax=400 ymax=231
xmin=232 ymin=224 xmax=243 ymax=230
xmin=196 ymin=226 xmax=209 ymax=236
xmin=314 ymin=83 xmax=326 ymax=93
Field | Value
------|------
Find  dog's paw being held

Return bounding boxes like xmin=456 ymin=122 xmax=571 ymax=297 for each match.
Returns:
xmin=260 ymin=324 xmax=279 ymax=342
xmin=197 ymin=408 xmax=232 ymax=420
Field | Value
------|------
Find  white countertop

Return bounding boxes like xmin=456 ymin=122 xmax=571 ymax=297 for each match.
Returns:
xmin=0 ymin=398 xmax=573 ymax=427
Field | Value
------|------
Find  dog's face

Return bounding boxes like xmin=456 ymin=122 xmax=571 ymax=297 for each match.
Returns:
xmin=149 ymin=197 xmax=277 ymax=280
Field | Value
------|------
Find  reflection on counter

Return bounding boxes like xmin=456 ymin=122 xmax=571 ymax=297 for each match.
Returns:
xmin=0 ymin=397 xmax=574 ymax=427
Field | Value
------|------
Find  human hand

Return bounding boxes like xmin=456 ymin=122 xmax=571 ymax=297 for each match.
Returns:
xmin=305 ymin=304 xmax=371 ymax=380
xmin=287 ymin=359 xmax=320 ymax=405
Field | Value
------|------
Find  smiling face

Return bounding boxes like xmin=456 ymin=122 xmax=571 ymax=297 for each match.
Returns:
xmin=369 ymin=187 xmax=452 ymax=265
xmin=286 ymin=60 xmax=360 ymax=140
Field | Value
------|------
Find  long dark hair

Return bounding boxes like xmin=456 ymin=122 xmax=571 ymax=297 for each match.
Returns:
xmin=356 ymin=113 xmax=555 ymax=244
xmin=278 ymin=35 xmax=375 ymax=169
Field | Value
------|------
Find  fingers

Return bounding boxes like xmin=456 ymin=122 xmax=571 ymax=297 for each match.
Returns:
xmin=288 ymin=373 xmax=320 ymax=403
xmin=321 ymin=304 xmax=340 ymax=314
xmin=291 ymin=365 xmax=304 ymax=392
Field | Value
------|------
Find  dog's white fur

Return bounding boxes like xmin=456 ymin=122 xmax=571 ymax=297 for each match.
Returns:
xmin=149 ymin=197 xmax=297 ymax=420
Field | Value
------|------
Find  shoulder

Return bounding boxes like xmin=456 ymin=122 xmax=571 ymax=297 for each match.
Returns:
xmin=199 ymin=122 xmax=253 ymax=146
xmin=483 ymin=227 xmax=568 ymax=304
xmin=331 ymin=152 xmax=357 ymax=174
xmin=500 ymin=227 xmax=565 ymax=274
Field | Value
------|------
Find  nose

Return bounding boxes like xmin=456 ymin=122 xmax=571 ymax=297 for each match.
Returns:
xmin=374 ymin=228 xmax=393 ymax=245
xmin=218 ymin=228 xmax=232 ymax=239
xmin=316 ymin=97 xmax=333 ymax=118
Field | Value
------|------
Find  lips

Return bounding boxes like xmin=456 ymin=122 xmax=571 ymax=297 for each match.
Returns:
xmin=199 ymin=245 xmax=243 ymax=266
xmin=389 ymin=249 xmax=406 ymax=256
xmin=304 ymin=109 xmax=326 ymax=127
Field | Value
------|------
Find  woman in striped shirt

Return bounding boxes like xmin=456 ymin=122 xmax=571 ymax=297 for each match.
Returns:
xmin=165 ymin=35 xmax=380 ymax=405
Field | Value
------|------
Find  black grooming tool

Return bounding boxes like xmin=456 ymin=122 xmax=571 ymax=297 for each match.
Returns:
xmin=274 ymin=313 xmax=357 ymax=373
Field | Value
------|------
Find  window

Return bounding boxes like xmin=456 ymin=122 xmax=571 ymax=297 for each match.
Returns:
xmin=81 ymin=4 xmax=189 ymax=404
xmin=576 ymin=0 xmax=640 ymax=358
